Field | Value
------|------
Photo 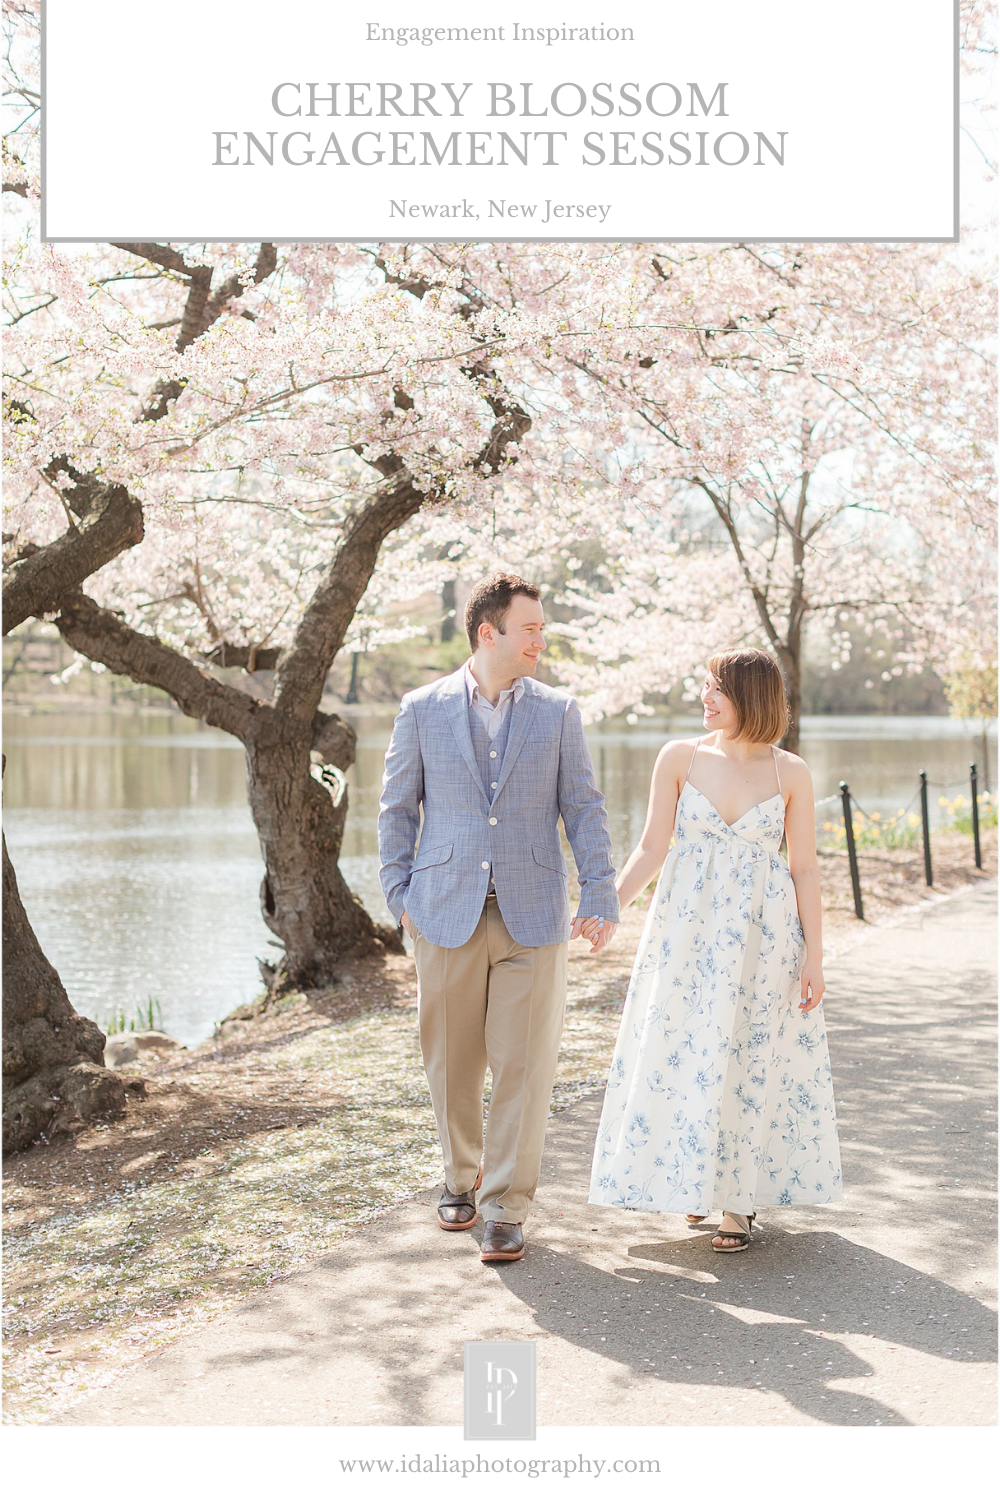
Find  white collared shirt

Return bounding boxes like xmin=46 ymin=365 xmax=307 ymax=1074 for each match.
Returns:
xmin=464 ymin=660 xmax=524 ymax=742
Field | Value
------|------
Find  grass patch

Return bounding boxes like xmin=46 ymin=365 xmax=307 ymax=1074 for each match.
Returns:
xmin=105 ymin=997 xmax=163 ymax=1035
xmin=939 ymin=791 xmax=998 ymax=835
xmin=820 ymin=808 xmax=921 ymax=851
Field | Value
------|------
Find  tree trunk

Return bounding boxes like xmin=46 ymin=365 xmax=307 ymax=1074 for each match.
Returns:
xmin=441 ymin=578 xmax=457 ymax=642
xmin=778 ymin=456 xmax=811 ymax=757
xmin=345 ymin=649 xmax=361 ymax=704
xmin=248 ymin=724 xmax=401 ymax=991
xmin=55 ymin=590 xmax=403 ymax=990
xmin=2 ymin=470 xmax=144 ymax=635
xmin=778 ymin=637 xmax=803 ymax=754
xmin=3 ymin=829 xmax=127 ymax=1153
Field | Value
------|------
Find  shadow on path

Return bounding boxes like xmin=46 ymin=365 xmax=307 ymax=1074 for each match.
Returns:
xmin=487 ymin=1227 xmax=996 ymax=1426
xmin=137 ymin=1209 xmax=994 ymax=1428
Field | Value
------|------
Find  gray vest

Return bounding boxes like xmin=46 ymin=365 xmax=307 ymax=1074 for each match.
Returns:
xmin=468 ymin=697 xmax=514 ymax=804
xmin=468 ymin=700 xmax=515 ymax=894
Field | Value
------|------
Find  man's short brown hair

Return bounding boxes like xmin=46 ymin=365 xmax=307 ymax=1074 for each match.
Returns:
xmin=706 ymin=648 xmax=791 ymax=744
xmin=464 ymin=572 xmax=542 ymax=653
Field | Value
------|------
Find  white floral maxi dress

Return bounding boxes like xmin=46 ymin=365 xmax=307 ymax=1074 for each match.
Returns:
xmin=589 ymin=767 xmax=842 ymax=1216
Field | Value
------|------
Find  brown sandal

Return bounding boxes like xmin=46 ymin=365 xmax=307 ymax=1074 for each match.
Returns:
xmin=711 ymin=1212 xmax=755 ymax=1253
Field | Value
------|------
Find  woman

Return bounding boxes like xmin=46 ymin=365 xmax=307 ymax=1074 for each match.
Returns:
xmin=587 ymin=648 xmax=841 ymax=1251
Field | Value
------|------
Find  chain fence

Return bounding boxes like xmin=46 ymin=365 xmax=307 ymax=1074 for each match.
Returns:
xmin=815 ymin=763 xmax=996 ymax=920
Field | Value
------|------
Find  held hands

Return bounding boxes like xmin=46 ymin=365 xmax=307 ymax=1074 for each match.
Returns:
xmin=406 ymin=909 xmax=618 ymax=952
xmin=571 ymin=915 xmax=618 ymax=953
xmin=800 ymin=958 xmax=825 ymax=1013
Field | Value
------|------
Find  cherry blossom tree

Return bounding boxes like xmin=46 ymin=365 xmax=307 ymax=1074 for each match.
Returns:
xmin=516 ymin=239 xmax=995 ymax=746
xmin=337 ymin=240 xmax=993 ymax=749
xmin=4 ymin=216 xmax=554 ymax=991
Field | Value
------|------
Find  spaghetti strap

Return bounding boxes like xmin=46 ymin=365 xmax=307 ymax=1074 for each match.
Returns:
xmin=684 ymin=739 xmax=701 ymax=787
xmin=772 ymin=745 xmax=783 ymax=799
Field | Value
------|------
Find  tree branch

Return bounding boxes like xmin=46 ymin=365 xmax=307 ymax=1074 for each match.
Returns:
xmin=108 ymin=243 xmax=197 ymax=277
xmin=372 ymin=251 xmax=533 ymax=461
xmin=690 ymin=475 xmax=785 ymax=654
xmin=54 ymin=592 xmax=259 ymax=741
xmin=245 ymin=251 xmax=534 ymax=724
xmin=272 ymin=476 xmax=430 ymax=720
xmin=3 ymin=459 xmax=144 ymax=634
xmin=200 ymin=243 xmax=278 ymax=333
xmin=274 ymin=356 xmax=533 ymax=723
xmin=472 ymin=381 xmax=533 ymax=471
xmin=311 ymin=710 xmax=356 ymax=770
xmin=5 ymin=244 xmax=282 ymax=624
xmin=200 ymin=641 xmax=282 ymax=671
xmin=111 ymin=242 xmax=278 ymax=417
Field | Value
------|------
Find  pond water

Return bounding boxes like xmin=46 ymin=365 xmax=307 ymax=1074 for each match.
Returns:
xmin=3 ymin=707 xmax=994 ymax=1046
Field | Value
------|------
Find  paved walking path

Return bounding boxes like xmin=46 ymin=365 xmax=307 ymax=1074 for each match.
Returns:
xmin=56 ymin=884 xmax=997 ymax=1427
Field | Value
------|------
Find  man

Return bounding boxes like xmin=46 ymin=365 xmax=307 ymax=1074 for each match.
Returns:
xmin=378 ymin=572 xmax=618 ymax=1263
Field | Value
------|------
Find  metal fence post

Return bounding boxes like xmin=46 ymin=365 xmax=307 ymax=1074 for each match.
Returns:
xmin=919 ymin=770 xmax=933 ymax=886
xmin=840 ymin=781 xmax=864 ymax=921
xmin=971 ymin=762 xmax=982 ymax=870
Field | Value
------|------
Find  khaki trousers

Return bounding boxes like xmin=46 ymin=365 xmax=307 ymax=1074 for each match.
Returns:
xmin=412 ymin=898 xmax=568 ymax=1225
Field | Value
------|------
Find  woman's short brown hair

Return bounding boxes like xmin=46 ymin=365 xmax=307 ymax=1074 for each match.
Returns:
xmin=706 ymin=648 xmax=790 ymax=745
xmin=464 ymin=572 xmax=541 ymax=652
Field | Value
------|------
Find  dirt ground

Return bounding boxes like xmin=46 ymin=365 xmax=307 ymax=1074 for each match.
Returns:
xmin=3 ymin=827 xmax=994 ymax=1423
xmin=818 ymin=828 xmax=996 ymax=935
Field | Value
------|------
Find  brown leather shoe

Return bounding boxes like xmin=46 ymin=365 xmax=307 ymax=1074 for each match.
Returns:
xmin=480 ymin=1221 xmax=525 ymax=1262
xmin=437 ymin=1164 xmax=483 ymax=1231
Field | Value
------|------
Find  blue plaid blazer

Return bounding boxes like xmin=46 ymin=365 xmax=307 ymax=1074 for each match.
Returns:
xmin=378 ymin=666 xmax=618 ymax=948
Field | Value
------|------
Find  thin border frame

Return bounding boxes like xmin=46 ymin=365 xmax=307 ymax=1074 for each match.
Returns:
xmin=38 ymin=0 xmax=961 ymax=245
